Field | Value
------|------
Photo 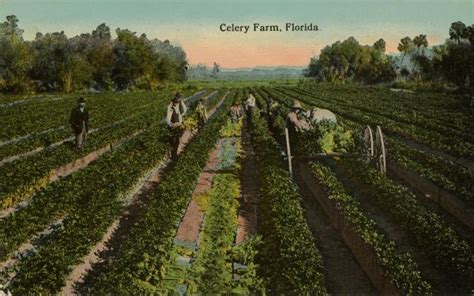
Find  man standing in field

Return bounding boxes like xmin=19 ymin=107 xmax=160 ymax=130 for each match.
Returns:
xmin=245 ymin=93 xmax=256 ymax=124
xmin=69 ymin=97 xmax=89 ymax=149
xmin=166 ymin=93 xmax=188 ymax=161
xmin=195 ymin=97 xmax=207 ymax=128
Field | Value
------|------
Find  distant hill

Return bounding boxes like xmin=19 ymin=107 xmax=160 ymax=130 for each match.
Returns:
xmin=188 ymin=65 xmax=305 ymax=80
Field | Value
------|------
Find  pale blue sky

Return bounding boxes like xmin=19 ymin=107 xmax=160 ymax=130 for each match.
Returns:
xmin=1 ymin=0 xmax=472 ymax=67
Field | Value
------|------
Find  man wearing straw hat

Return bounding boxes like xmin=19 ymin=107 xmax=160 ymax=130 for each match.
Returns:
xmin=166 ymin=92 xmax=188 ymax=160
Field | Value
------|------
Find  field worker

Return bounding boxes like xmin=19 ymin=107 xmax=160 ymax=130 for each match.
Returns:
xmin=267 ymin=97 xmax=274 ymax=115
xmin=268 ymin=100 xmax=281 ymax=131
xmin=287 ymin=101 xmax=310 ymax=132
xmin=195 ymin=97 xmax=208 ymax=128
xmin=230 ymin=100 xmax=242 ymax=123
xmin=245 ymin=93 xmax=256 ymax=123
xmin=166 ymin=92 xmax=188 ymax=160
xmin=69 ymin=97 xmax=89 ymax=149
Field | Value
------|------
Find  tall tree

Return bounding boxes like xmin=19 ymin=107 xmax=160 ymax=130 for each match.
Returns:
xmin=397 ymin=37 xmax=414 ymax=67
xmin=449 ymin=21 xmax=467 ymax=45
xmin=0 ymin=15 xmax=32 ymax=93
xmin=412 ymin=34 xmax=428 ymax=74
xmin=373 ymin=38 xmax=386 ymax=53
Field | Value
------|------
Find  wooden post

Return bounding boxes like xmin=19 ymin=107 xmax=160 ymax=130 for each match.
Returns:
xmin=285 ymin=127 xmax=293 ymax=177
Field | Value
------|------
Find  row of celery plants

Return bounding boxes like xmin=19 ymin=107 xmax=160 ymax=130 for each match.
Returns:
xmin=0 ymin=91 xmax=206 ymax=260
xmin=310 ymin=162 xmax=432 ymax=294
xmin=337 ymin=158 xmax=474 ymax=286
xmin=0 ymin=91 xmax=176 ymax=211
xmin=334 ymin=114 xmax=473 ymax=206
xmin=0 ymin=94 xmax=158 ymax=160
xmin=3 ymin=91 xmax=225 ymax=294
xmin=81 ymin=91 xmax=236 ymax=294
xmin=190 ymin=173 xmax=254 ymax=294
xmin=250 ymin=109 xmax=327 ymax=295
xmin=271 ymin=87 xmax=472 ymax=158
xmin=265 ymin=87 xmax=473 ymax=204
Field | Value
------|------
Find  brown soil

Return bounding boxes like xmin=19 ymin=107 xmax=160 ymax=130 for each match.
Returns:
xmin=236 ymin=123 xmax=259 ymax=245
xmin=175 ymin=142 xmax=221 ymax=247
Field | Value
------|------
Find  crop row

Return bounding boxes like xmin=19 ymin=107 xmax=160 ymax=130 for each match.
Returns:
xmin=249 ymin=109 xmax=327 ymax=295
xmin=262 ymin=87 xmax=473 ymax=205
xmin=0 ymin=90 xmax=210 ymax=260
xmin=310 ymin=162 xmax=432 ymax=294
xmin=296 ymin=83 xmax=472 ymax=134
xmin=334 ymin=115 xmax=474 ymax=206
xmin=271 ymin=87 xmax=472 ymax=159
xmin=3 ymin=90 xmax=227 ymax=294
xmin=80 ymin=91 xmax=235 ymax=294
xmin=190 ymin=173 xmax=244 ymax=293
xmin=337 ymin=158 xmax=474 ymax=285
xmin=0 ymin=92 xmax=174 ymax=211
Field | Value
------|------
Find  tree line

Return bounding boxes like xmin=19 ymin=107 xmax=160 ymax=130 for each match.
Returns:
xmin=305 ymin=21 xmax=474 ymax=93
xmin=0 ymin=16 xmax=188 ymax=93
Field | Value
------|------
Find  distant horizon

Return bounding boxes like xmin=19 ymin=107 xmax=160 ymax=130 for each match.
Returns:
xmin=1 ymin=0 xmax=471 ymax=68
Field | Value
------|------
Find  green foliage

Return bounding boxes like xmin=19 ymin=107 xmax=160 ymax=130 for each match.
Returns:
xmin=219 ymin=118 xmax=243 ymax=138
xmin=0 ymin=16 xmax=187 ymax=93
xmin=311 ymin=162 xmax=432 ymax=294
xmin=305 ymin=36 xmax=396 ymax=84
xmin=0 ymin=91 xmax=172 ymax=212
xmin=270 ymin=85 xmax=473 ymax=158
xmin=339 ymin=158 xmax=474 ymax=284
xmin=0 ymin=15 xmax=32 ymax=93
xmin=296 ymin=121 xmax=354 ymax=154
xmin=82 ymin=92 xmax=234 ymax=294
xmin=189 ymin=173 xmax=240 ymax=294
xmin=250 ymin=110 xmax=327 ymax=295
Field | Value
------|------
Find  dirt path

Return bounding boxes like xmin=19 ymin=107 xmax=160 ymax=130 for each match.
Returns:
xmin=295 ymin=165 xmax=376 ymax=295
xmin=236 ymin=122 xmax=259 ymax=245
xmin=174 ymin=141 xmax=221 ymax=249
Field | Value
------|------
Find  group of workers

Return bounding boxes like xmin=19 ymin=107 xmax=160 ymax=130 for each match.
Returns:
xmin=68 ymin=91 xmax=335 ymax=161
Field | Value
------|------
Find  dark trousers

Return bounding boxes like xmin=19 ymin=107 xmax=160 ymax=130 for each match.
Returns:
xmin=246 ymin=107 xmax=253 ymax=126
xmin=169 ymin=128 xmax=182 ymax=161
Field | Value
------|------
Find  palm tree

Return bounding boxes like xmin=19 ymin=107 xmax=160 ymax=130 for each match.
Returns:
xmin=413 ymin=34 xmax=428 ymax=56
xmin=397 ymin=37 xmax=413 ymax=66
xmin=449 ymin=21 xmax=467 ymax=44
xmin=412 ymin=34 xmax=428 ymax=74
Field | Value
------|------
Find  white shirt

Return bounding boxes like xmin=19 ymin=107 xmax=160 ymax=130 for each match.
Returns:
xmin=246 ymin=95 xmax=256 ymax=109
xmin=166 ymin=101 xmax=188 ymax=126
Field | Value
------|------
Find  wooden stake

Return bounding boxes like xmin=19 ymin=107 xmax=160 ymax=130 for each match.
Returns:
xmin=285 ymin=127 xmax=293 ymax=177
